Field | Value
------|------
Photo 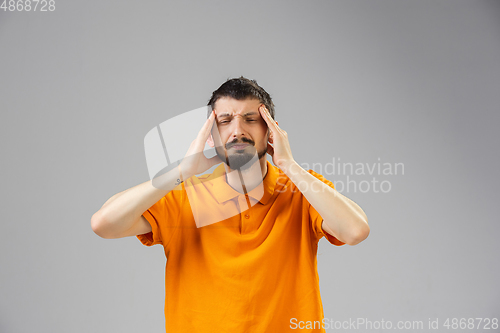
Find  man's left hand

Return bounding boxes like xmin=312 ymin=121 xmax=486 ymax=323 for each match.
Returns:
xmin=259 ymin=105 xmax=295 ymax=172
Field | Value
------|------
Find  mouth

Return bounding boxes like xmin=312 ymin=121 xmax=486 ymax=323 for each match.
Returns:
xmin=229 ymin=144 xmax=250 ymax=150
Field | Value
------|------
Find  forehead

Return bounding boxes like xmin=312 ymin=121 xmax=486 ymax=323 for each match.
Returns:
xmin=214 ymin=97 xmax=261 ymax=116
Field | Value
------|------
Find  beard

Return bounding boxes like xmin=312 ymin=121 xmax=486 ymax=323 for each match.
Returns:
xmin=215 ymin=137 xmax=267 ymax=171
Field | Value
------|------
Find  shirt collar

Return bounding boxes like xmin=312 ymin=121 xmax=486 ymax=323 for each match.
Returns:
xmin=210 ymin=160 xmax=279 ymax=205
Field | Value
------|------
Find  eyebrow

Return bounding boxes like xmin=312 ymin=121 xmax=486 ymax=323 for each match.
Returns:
xmin=218 ymin=111 xmax=258 ymax=117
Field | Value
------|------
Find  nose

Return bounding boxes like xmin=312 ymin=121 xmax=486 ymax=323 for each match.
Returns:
xmin=229 ymin=116 xmax=247 ymax=140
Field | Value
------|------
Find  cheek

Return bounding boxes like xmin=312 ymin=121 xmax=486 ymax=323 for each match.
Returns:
xmin=259 ymin=131 xmax=270 ymax=147
xmin=258 ymin=122 xmax=268 ymax=136
xmin=263 ymin=127 xmax=271 ymax=141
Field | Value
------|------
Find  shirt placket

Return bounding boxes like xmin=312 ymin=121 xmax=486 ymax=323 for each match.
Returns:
xmin=237 ymin=195 xmax=252 ymax=234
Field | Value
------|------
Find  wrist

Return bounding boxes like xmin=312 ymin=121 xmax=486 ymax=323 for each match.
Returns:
xmin=176 ymin=164 xmax=189 ymax=183
xmin=279 ymin=159 xmax=299 ymax=176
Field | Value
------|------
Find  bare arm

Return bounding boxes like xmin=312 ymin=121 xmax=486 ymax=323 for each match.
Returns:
xmin=283 ymin=161 xmax=369 ymax=245
xmin=91 ymin=110 xmax=221 ymax=239
xmin=91 ymin=167 xmax=182 ymax=239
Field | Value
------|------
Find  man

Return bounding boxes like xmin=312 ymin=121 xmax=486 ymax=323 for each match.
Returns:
xmin=91 ymin=76 xmax=369 ymax=332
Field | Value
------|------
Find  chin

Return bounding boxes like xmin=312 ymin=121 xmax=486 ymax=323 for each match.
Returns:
xmin=226 ymin=153 xmax=258 ymax=171
xmin=216 ymin=145 xmax=267 ymax=171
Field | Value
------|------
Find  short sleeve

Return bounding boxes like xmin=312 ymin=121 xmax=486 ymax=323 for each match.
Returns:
xmin=136 ymin=186 xmax=184 ymax=248
xmin=307 ymin=170 xmax=345 ymax=246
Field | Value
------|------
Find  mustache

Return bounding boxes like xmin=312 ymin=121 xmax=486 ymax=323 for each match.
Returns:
xmin=225 ymin=137 xmax=255 ymax=149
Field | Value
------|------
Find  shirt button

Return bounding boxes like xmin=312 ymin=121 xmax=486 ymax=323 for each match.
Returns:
xmin=244 ymin=214 xmax=250 ymax=219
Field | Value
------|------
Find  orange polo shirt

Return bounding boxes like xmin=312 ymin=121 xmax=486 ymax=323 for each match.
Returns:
xmin=137 ymin=160 xmax=344 ymax=333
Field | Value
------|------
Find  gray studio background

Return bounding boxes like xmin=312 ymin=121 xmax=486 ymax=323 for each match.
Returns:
xmin=1 ymin=0 xmax=499 ymax=332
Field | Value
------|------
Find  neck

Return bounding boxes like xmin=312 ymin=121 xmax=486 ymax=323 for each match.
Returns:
xmin=224 ymin=157 xmax=268 ymax=193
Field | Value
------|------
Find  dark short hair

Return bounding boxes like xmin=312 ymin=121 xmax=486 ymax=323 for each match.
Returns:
xmin=207 ymin=76 xmax=275 ymax=119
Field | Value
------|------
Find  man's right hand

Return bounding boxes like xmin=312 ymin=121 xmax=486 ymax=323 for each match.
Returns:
xmin=178 ymin=110 xmax=223 ymax=181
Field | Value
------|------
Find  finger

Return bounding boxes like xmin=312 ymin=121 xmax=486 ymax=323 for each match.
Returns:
xmin=263 ymin=106 xmax=287 ymax=137
xmin=198 ymin=109 xmax=216 ymax=140
xmin=259 ymin=106 xmax=278 ymax=134
xmin=193 ymin=110 xmax=216 ymax=151
xmin=261 ymin=105 xmax=287 ymax=138
xmin=259 ymin=105 xmax=275 ymax=126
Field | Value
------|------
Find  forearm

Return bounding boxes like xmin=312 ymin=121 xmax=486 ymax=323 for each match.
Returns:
xmin=91 ymin=166 xmax=183 ymax=236
xmin=283 ymin=161 xmax=369 ymax=245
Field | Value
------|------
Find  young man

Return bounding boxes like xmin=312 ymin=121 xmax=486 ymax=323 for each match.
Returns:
xmin=91 ymin=77 xmax=369 ymax=332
